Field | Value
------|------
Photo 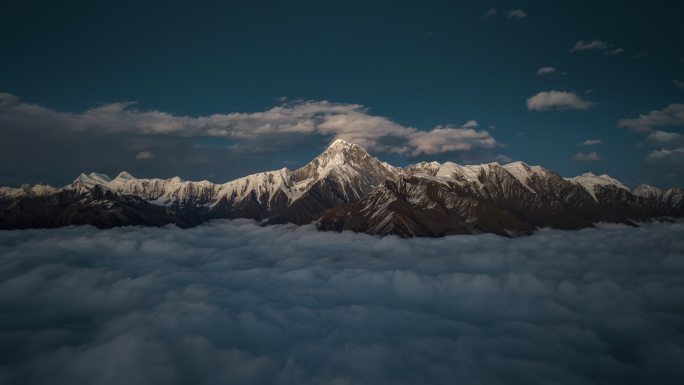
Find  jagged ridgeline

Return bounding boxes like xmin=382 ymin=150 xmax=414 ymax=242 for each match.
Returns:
xmin=1 ymin=140 xmax=682 ymax=236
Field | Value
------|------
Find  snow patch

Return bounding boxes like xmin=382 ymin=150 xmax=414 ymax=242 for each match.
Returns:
xmin=566 ymin=172 xmax=629 ymax=201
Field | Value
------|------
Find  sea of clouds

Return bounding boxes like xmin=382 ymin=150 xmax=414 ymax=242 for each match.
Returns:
xmin=1 ymin=220 xmax=684 ymax=385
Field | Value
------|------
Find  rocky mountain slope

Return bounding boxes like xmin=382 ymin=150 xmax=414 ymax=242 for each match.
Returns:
xmin=1 ymin=139 xmax=682 ymax=235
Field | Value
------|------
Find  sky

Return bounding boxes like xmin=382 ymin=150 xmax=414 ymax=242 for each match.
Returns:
xmin=1 ymin=0 xmax=683 ymax=188
xmin=1 ymin=220 xmax=684 ymax=384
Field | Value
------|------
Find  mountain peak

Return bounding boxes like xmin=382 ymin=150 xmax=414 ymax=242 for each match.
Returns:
xmin=505 ymin=160 xmax=530 ymax=168
xmin=634 ymin=184 xmax=662 ymax=197
xmin=73 ymin=172 xmax=112 ymax=186
xmin=115 ymin=171 xmax=135 ymax=180
xmin=325 ymin=138 xmax=361 ymax=152
xmin=291 ymin=138 xmax=389 ymax=185
xmin=308 ymin=138 xmax=374 ymax=169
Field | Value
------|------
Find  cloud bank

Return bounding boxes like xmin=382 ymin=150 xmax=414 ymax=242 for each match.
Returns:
xmin=1 ymin=220 xmax=684 ymax=385
xmin=0 ymin=92 xmax=496 ymax=157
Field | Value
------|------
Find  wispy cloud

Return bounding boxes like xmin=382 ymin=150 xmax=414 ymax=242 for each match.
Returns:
xmin=645 ymin=147 xmax=684 ymax=165
xmin=536 ymin=67 xmax=556 ymax=76
xmin=643 ymin=131 xmax=684 ymax=167
xmin=620 ymin=104 xmax=684 ymax=168
xmin=135 ymin=150 xmax=154 ymax=160
xmin=572 ymin=151 xmax=601 ymax=161
xmin=526 ymin=91 xmax=595 ymax=111
xmin=581 ymin=139 xmax=602 ymax=146
xmin=644 ymin=131 xmax=684 ymax=149
xmin=482 ymin=8 xmax=497 ymax=19
xmin=569 ymin=40 xmax=609 ymax=52
xmin=569 ymin=40 xmax=623 ymax=55
xmin=507 ymin=9 xmax=527 ymax=19
xmin=675 ymin=80 xmax=684 ymax=89
xmin=483 ymin=8 xmax=527 ymax=20
xmin=618 ymin=103 xmax=684 ymax=132
xmin=461 ymin=119 xmax=479 ymax=128
xmin=604 ymin=47 xmax=624 ymax=55
xmin=494 ymin=154 xmax=513 ymax=163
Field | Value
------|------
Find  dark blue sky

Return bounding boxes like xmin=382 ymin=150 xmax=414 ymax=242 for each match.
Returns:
xmin=1 ymin=0 xmax=683 ymax=187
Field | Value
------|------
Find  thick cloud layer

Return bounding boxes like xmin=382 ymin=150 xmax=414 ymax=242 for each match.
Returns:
xmin=1 ymin=221 xmax=684 ymax=384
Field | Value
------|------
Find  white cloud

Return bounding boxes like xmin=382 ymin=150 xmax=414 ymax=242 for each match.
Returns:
xmin=482 ymin=8 xmax=497 ymax=19
xmin=461 ymin=119 xmax=479 ymax=128
xmin=645 ymin=147 xmax=684 ymax=165
xmin=536 ymin=67 xmax=556 ymax=76
xmin=581 ymin=139 xmax=602 ymax=146
xmin=569 ymin=40 xmax=608 ymax=52
xmin=526 ymin=91 xmax=595 ymax=111
xmin=1 ymin=220 xmax=683 ymax=384
xmin=407 ymin=125 xmax=497 ymax=155
xmin=570 ymin=40 xmax=623 ymax=55
xmin=482 ymin=9 xmax=527 ymax=21
xmin=0 ymin=92 xmax=497 ymax=157
xmin=572 ymin=151 xmax=601 ymax=161
xmin=604 ymin=48 xmax=624 ymax=55
xmin=135 ymin=150 xmax=154 ymax=160
xmin=507 ymin=9 xmax=527 ymax=19
xmin=675 ymin=80 xmax=684 ymax=89
xmin=644 ymin=131 xmax=684 ymax=149
xmin=0 ymin=92 xmax=20 ymax=107
xmin=619 ymin=106 xmax=684 ymax=169
xmin=618 ymin=103 xmax=684 ymax=133
xmin=494 ymin=154 xmax=513 ymax=163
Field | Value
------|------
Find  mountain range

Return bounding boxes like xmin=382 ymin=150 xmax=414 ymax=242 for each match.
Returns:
xmin=1 ymin=139 xmax=682 ymax=236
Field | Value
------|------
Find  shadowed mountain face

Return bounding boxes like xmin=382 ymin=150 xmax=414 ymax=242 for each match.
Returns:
xmin=1 ymin=140 xmax=682 ymax=235
xmin=0 ymin=185 xmax=204 ymax=230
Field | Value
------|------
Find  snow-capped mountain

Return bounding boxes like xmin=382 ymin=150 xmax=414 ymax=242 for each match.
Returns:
xmin=316 ymin=165 xmax=668 ymax=237
xmin=1 ymin=139 xmax=682 ymax=235
xmin=0 ymin=183 xmax=57 ymax=200
xmin=0 ymin=184 xmax=199 ymax=230
xmin=634 ymin=184 xmax=684 ymax=211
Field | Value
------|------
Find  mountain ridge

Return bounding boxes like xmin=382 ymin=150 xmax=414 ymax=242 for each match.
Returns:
xmin=1 ymin=139 xmax=682 ymax=235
